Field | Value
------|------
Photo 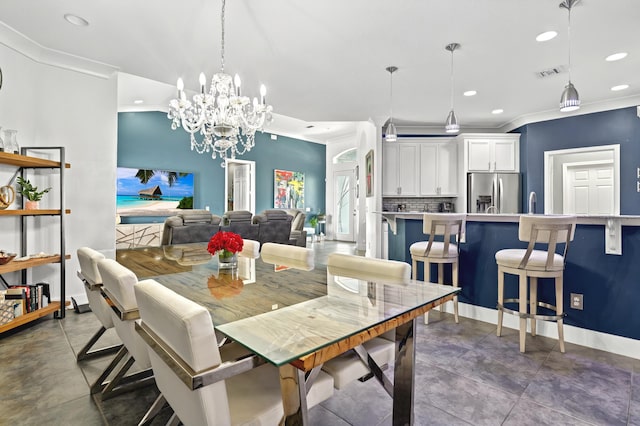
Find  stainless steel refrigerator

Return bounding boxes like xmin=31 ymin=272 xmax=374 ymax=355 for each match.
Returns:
xmin=467 ymin=172 xmax=521 ymax=214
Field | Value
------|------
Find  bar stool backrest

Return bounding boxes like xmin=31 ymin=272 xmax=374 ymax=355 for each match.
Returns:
xmin=518 ymin=214 xmax=577 ymax=270
xmin=77 ymin=247 xmax=105 ymax=286
xmin=422 ymin=213 xmax=466 ymax=259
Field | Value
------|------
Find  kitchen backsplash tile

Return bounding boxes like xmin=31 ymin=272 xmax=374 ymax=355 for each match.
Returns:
xmin=382 ymin=197 xmax=456 ymax=212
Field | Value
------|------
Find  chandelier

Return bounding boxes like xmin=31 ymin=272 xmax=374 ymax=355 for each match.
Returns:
xmin=167 ymin=0 xmax=273 ymax=167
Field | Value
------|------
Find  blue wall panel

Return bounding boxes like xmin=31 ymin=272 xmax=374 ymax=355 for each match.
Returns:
xmin=117 ymin=111 xmax=326 ymax=217
xmin=520 ymin=106 xmax=640 ymax=214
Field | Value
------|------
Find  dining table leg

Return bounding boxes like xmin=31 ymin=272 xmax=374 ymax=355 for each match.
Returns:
xmin=393 ymin=318 xmax=417 ymax=426
xmin=279 ymin=363 xmax=309 ymax=425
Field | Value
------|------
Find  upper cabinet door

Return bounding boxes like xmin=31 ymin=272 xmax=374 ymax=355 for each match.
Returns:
xmin=438 ymin=142 xmax=458 ymax=195
xmin=467 ymin=139 xmax=493 ymax=171
xmin=419 ymin=144 xmax=438 ymax=195
xmin=493 ymin=140 xmax=517 ymax=172
xmin=397 ymin=144 xmax=419 ymax=196
xmin=382 ymin=143 xmax=399 ymax=196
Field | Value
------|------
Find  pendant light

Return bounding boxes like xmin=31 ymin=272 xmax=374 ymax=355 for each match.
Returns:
xmin=444 ymin=43 xmax=460 ymax=133
xmin=559 ymin=0 xmax=580 ymax=112
xmin=384 ymin=66 xmax=398 ymax=142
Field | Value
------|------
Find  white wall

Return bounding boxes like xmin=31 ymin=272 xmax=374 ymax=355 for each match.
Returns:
xmin=0 ymin=30 xmax=118 ymax=305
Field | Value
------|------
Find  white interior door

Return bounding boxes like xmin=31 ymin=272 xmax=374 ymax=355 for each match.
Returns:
xmin=563 ymin=161 xmax=614 ymax=215
xmin=334 ymin=169 xmax=356 ymax=242
xmin=225 ymin=159 xmax=255 ymax=213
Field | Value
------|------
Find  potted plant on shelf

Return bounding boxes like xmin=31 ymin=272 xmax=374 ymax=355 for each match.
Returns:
xmin=16 ymin=176 xmax=51 ymax=210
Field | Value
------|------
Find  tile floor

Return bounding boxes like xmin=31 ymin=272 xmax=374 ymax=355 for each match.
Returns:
xmin=1 ymin=241 xmax=639 ymax=425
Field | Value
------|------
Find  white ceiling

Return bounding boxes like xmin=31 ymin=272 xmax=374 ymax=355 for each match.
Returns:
xmin=2 ymin=0 xmax=639 ymax=142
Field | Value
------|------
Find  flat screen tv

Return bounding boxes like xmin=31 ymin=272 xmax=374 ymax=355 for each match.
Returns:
xmin=116 ymin=167 xmax=194 ymax=216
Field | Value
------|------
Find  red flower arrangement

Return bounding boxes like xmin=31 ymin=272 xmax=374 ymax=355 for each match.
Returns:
xmin=207 ymin=231 xmax=244 ymax=257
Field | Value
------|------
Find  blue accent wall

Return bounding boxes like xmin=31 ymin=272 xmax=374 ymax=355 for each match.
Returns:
xmin=117 ymin=111 xmax=326 ymax=217
xmin=516 ymin=106 xmax=640 ymax=214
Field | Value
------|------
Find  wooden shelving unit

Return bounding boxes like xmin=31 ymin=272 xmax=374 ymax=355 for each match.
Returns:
xmin=0 ymin=148 xmax=69 ymax=334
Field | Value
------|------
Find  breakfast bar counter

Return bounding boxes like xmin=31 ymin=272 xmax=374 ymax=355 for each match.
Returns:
xmin=381 ymin=212 xmax=640 ymax=343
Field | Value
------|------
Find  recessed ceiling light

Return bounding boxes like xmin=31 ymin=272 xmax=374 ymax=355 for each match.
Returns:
xmin=611 ymin=84 xmax=629 ymax=91
xmin=605 ymin=52 xmax=627 ymax=62
xmin=463 ymin=90 xmax=477 ymax=97
xmin=133 ymin=99 xmax=144 ymax=104
xmin=491 ymin=109 xmax=504 ymax=115
xmin=64 ymin=13 xmax=89 ymax=26
xmin=536 ymin=31 xmax=558 ymax=42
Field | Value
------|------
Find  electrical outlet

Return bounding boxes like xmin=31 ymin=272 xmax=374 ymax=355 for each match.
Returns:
xmin=570 ymin=293 xmax=583 ymax=310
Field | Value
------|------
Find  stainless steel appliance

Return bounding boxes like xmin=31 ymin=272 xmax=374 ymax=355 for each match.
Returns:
xmin=467 ymin=172 xmax=521 ymax=214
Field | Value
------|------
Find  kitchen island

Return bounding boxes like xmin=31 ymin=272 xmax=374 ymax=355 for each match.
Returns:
xmin=380 ymin=212 xmax=640 ymax=357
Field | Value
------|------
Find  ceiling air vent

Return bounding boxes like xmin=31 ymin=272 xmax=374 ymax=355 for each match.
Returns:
xmin=535 ymin=65 xmax=567 ymax=78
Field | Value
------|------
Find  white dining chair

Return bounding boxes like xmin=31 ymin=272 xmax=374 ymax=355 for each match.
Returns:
xmin=260 ymin=242 xmax=314 ymax=271
xmin=239 ymin=238 xmax=260 ymax=259
xmin=75 ymin=247 xmax=122 ymax=361
xmin=322 ymin=253 xmax=411 ymax=389
xmin=134 ymin=278 xmax=334 ymax=425
xmin=92 ymin=258 xmax=154 ymax=399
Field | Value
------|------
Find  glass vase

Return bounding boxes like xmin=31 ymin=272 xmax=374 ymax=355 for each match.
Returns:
xmin=3 ymin=129 xmax=19 ymax=154
xmin=0 ymin=126 xmax=4 ymax=152
xmin=217 ymin=249 xmax=238 ymax=269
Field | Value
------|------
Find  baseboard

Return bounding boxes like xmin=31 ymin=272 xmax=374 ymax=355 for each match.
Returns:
xmin=438 ymin=301 xmax=640 ymax=360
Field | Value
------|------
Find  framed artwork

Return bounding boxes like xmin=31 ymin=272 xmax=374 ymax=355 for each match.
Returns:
xmin=274 ymin=169 xmax=305 ymax=208
xmin=116 ymin=167 xmax=194 ymax=215
xmin=365 ymin=150 xmax=374 ymax=197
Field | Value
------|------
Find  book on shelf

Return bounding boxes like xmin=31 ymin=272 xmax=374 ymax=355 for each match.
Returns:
xmin=5 ymin=282 xmax=50 ymax=314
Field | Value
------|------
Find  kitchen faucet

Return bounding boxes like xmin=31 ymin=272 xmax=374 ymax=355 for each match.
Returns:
xmin=528 ymin=191 xmax=537 ymax=214
xmin=485 ymin=205 xmax=498 ymax=214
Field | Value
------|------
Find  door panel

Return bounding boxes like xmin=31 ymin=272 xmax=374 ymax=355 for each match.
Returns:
xmin=334 ymin=169 xmax=355 ymax=241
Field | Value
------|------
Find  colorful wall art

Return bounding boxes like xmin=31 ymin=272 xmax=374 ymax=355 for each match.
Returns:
xmin=274 ymin=169 xmax=304 ymax=209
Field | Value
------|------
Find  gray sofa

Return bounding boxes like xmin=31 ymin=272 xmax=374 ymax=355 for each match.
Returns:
xmin=161 ymin=210 xmax=223 ymax=245
xmin=282 ymin=209 xmax=307 ymax=247
xmin=252 ymin=209 xmax=295 ymax=246
xmin=220 ymin=210 xmax=259 ymax=241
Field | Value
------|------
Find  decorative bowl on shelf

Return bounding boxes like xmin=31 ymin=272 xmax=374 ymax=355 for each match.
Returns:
xmin=0 ymin=252 xmax=17 ymax=265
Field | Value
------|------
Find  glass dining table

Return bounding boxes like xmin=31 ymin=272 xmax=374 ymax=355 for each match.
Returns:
xmin=117 ymin=243 xmax=460 ymax=425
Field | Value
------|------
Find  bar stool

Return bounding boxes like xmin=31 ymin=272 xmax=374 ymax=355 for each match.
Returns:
xmin=495 ymin=214 xmax=576 ymax=353
xmin=409 ymin=213 xmax=465 ymax=323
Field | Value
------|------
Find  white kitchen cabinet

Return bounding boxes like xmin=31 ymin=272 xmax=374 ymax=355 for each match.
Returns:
xmin=419 ymin=141 xmax=458 ymax=196
xmin=383 ymin=142 xmax=419 ymax=196
xmin=466 ymin=135 xmax=519 ymax=172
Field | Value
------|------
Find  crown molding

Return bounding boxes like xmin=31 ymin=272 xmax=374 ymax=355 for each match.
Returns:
xmin=0 ymin=21 xmax=118 ymax=79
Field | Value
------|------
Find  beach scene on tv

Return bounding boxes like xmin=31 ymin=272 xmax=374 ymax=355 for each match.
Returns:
xmin=116 ymin=167 xmax=194 ymax=216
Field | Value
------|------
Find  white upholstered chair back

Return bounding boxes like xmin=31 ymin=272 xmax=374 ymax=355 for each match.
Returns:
xmin=77 ymin=247 xmax=113 ymax=328
xmin=239 ymin=239 xmax=260 ymax=259
xmin=135 ymin=279 xmax=231 ymax=426
xmin=97 ymin=258 xmax=150 ymax=368
xmin=260 ymin=242 xmax=314 ymax=271
xmin=519 ymin=214 xmax=576 ymax=244
xmin=517 ymin=214 xmax=576 ymax=271
xmin=327 ymin=253 xmax=410 ymax=284
xmin=420 ymin=213 xmax=466 ymax=260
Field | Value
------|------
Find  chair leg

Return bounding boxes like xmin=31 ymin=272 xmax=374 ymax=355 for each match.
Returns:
xmin=424 ymin=260 xmax=431 ymax=325
xmin=452 ymin=260 xmax=459 ymax=324
xmin=530 ymin=277 xmax=538 ymax=337
xmin=76 ymin=326 xmax=123 ymax=362
xmin=138 ymin=394 xmax=168 ymax=426
xmin=166 ymin=413 xmax=180 ymax=426
xmin=497 ymin=267 xmax=504 ymax=337
xmin=518 ymin=272 xmax=528 ymax=353
xmin=412 ymin=257 xmax=417 ymax=280
xmin=556 ymin=275 xmax=565 ymax=353
xmin=437 ymin=264 xmax=444 ymax=312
